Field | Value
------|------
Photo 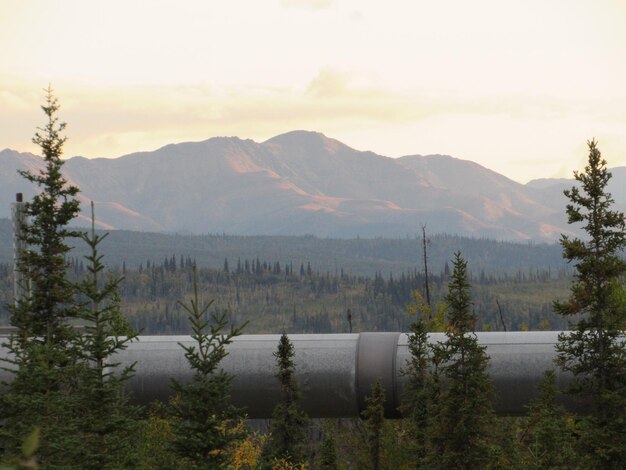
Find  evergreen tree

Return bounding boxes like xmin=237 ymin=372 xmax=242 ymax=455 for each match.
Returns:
xmin=554 ymin=139 xmax=626 ymax=466
xmin=72 ymin=202 xmax=140 ymax=469
xmin=169 ymin=266 xmax=247 ymax=468
xmin=317 ymin=420 xmax=338 ymax=470
xmin=262 ymin=333 xmax=309 ymax=467
xmin=0 ymin=87 xmax=84 ymax=467
xmin=429 ymin=252 xmax=497 ymax=469
xmin=520 ymin=370 xmax=576 ymax=469
xmin=0 ymin=427 xmax=40 ymax=470
xmin=136 ymin=402 xmax=180 ymax=470
xmin=362 ymin=379 xmax=385 ymax=470
xmin=11 ymin=86 xmax=81 ymax=339
xmin=400 ymin=292 xmax=436 ymax=463
xmin=400 ymin=291 xmax=447 ymax=466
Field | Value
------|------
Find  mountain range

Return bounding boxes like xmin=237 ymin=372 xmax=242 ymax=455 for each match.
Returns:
xmin=1 ymin=131 xmax=624 ymax=241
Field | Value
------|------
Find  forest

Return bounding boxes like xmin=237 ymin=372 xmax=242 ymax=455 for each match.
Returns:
xmin=0 ymin=254 xmax=573 ymax=335
xmin=0 ymin=217 xmax=569 ymax=279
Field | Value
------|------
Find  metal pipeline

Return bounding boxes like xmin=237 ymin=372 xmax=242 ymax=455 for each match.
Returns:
xmin=1 ymin=332 xmax=570 ymax=418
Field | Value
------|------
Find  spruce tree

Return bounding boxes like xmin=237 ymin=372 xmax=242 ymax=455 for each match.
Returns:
xmin=317 ymin=420 xmax=338 ymax=470
xmin=554 ymin=139 xmax=626 ymax=466
xmin=262 ymin=333 xmax=309 ymax=467
xmin=0 ymin=87 xmax=83 ymax=467
xmin=72 ymin=202 xmax=140 ymax=469
xmin=429 ymin=252 xmax=497 ymax=469
xmin=0 ymin=427 xmax=40 ymax=470
xmin=521 ymin=370 xmax=576 ymax=469
xmin=400 ymin=292 xmax=437 ymax=463
xmin=169 ymin=266 xmax=247 ymax=468
xmin=362 ymin=379 xmax=385 ymax=470
xmin=10 ymin=86 xmax=81 ymax=339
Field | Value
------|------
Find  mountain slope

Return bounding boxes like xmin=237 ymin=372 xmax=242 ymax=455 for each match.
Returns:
xmin=526 ymin=167 xmax=626 ymax=216
xmin=4 ymin=132 xmax=621 ymax=240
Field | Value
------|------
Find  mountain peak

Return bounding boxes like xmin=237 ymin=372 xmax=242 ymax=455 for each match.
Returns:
xmin=264 ymin=130 xmax=349 ymax=153
xmin=265 ymin=130 xmax=328 ymax=143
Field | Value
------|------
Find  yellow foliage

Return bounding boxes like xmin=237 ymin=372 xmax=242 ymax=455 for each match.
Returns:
xmin=226 ymin=422 xmax=266 ymax=470
xmin=137 ymin=411 xmax=180 ymax=470
xmin=271 ymin=458 xmax=308 ymax=470
xmin=407 ymin=290 xmax=447 ymax=332
xmin=537 ymin=319 xmax=550 ymax=331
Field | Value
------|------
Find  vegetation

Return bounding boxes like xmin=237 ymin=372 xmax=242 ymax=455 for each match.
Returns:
xmin=317 ymin=420 xmax=338 ymax=469
xmin=168 ymin=266 xmax=247 ymax=468
xmin=362 ymin=379 xmax=386 ymax=470
xmin=399 ymin=292 xmax=442 ymax=462
xmin=430 ymin=253 xmax=498 ymax=468
xmin=0 ymin=218 xmax=570 ymax=277
xmin=0 ymin=87 xmax=86 ymax=468
xmin=72 ymin=202 xmax=140 ymax=469
xmin=555 ymin=139 xmax=626 ymax=467
xmin=1 ymin=88 xmax=141 ymax=468
xmin=1 ymin=256 xmax=574 ymax=336
xmin=261 ymin=333 xmax=309 ymax=468
xmin=0 ymin=427 xmax=40 ymax=470
xmin=520 ymin=370 xmax=576 ymax=468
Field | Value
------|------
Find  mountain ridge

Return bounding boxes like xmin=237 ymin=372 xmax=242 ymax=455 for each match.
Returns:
xmin=2 ymin=131 xmax=624 ymax=241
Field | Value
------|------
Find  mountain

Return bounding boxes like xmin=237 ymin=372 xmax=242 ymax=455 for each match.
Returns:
xmin=2 ymin=131 xmax=623 ymax=240
xmin=526 ymin=167 xmax=626 ymax=216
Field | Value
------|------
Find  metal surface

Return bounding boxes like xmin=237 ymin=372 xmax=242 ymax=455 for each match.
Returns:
xmin=120 ymin=334 xmax=360 ymax=418
xmin=357 ymin=332 xmax=400 ymax=418
xmin=0 ymin=332 xmax=572 ymax=418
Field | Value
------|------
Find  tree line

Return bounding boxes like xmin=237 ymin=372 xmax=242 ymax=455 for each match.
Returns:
xmin=0 ymin=219 xmax=571 ymax=279
xmin=0 ymin=255 xmax=574 ymax=335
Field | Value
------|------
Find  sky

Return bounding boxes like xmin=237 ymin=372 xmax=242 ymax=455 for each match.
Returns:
xmin=1 ymin=0 xmax=626 ymax=183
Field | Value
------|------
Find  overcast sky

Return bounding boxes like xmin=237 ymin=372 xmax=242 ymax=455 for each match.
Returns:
xmin=1 ymin=0 xmax=625 ymax=183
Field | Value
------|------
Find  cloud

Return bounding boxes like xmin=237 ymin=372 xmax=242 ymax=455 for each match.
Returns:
xmin=2 ymin=69 xmax=419 ymax=158
xmin=3 ymin=69 xmax=626 ymax=184
xmin=0 ymin=77 xmax=567 ymax=155
xmin=280 ymin=0 xmax=333 ymax=10
xmin=306 ymin=68 xmax=350 ymax=98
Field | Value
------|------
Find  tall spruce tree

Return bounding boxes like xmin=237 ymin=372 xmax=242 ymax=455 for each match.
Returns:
xmin=400 ymin=291 xmax=441 ymax=464
xmin=72 ymin=202 xmax=140 ymax=469
xmin=362 ymin=379 xmax=385 ymax=470
xmin=0 ymin=87 xmax=84 ymax=467
xmin=10 ymin=86 xmax=81 ymax=339
xmin=429 ymin=252 xmax=497 ymax=469
xmin=261 ymin=333 xmax=309 ymax=467
xmin=554 ymin=139 xmax=626 ymax=466
xmin=169 ymin=266 xmax=247 ymax=468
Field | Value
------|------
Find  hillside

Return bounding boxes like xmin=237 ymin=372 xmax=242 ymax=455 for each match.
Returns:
xmin=0 ymin=218 xmax=566 ymax=277
xmin=5 ymin=131 xmax=622 ymax=241
xmin=526 ymin=166 xmax=626 ymax=215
